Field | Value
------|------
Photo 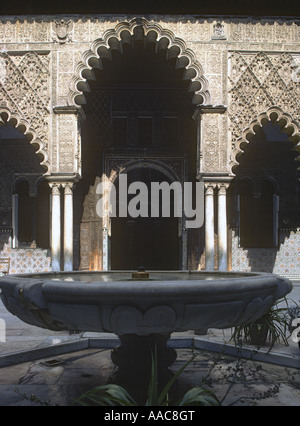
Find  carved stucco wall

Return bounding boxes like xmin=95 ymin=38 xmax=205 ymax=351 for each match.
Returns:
xmin=0 ymin=51 xmax=50 ymax=170
xmin=0 ymin=15 xmax=299 ymax=274
xmin=228 ymin=51 xmax=300 ymax=172
xmin=0 ymin=15 xmax=299 ymax=177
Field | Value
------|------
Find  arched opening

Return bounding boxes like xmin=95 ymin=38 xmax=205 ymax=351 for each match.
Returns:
xmin=76 ymin=25 xmax=200 ymax=271
xmin=237 ymin=178 xmax=277 ymax=248
xmin=17 ymin=180 xmax=32 ymax=245
xmin=69 ymin=19 xmax=209 ymax=107
xmin=111 ymin=168 xmax=179 ymax=270
xmin=0 ymin=123 xmax=50 ymax=251
xmin=229 ymin=119 xmax=300 ymax=272
xmin=36 ymin=180 xmax=50 ymax=249
xmin=0 ymin=108 xmax=49 ymax=173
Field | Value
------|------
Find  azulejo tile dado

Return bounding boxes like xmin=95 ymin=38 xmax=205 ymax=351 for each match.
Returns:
xmin=232 ymin=229 xmax=300 ymax=275
xmin=0 ymin=234 xmax=51 ymax=274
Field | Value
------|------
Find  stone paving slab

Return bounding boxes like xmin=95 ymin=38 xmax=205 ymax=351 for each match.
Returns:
xmin=0 ymin=347 xmax=299 ymax=406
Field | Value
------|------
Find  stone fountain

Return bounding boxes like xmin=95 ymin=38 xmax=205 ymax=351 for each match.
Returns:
xmin=0 ymin=270 xmax=292 ymax=402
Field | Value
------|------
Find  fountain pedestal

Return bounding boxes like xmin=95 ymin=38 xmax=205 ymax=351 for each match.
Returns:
xmin=111 ymin=333 xmax=176 ymax=404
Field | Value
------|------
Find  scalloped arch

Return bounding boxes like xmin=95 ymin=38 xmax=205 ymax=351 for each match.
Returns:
xmin=68 ymin=18 xmax=210 ymax=106
xmin=230 ymin=107 xmax=300 ymax=174
xmin=109 ymin=158 xmax=181 ymax=187
xmin=0 ymin=107 xmax=50 ymax=172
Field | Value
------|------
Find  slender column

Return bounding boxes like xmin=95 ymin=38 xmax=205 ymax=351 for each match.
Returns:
xmin=102 ymin=227 xmax=108 ymax=272
xmin=63 ymin=182 xmax=74 ymax=271
xmin=31 ymin=196 xmax=37 ymax=245
xmin=217 ymin=184 xmax=228 ymax=271
xmin=205 ymin=184 xmax=215 ymax=270
xmin=50 ymin=183 xmax=61 ymax=272
xmin=12 ymin=194 xmax=18 ymax=249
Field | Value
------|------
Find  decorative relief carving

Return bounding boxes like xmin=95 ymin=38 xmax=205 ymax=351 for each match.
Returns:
xmin=202 ymin=115 xmax=221 ymax=172
xmin=58 ymin=115 xmax=75 ymax=173
xmin=0 ymin=17 xmax=298 ymax=45
xmin=228 ymin=51 xmax=300 ymax=172
xmin=0 ymin=57 xmax=6 ymax=85
xmin=73 ymin=19 xmax=90 ymax=42
xmin=212 ymin=22 xmax=226 ymax=40
xmin=0 ymin=52 xmax=50 ymax=170
xmin=172 ymin=19 xmax=210 ymax=42
xmin=53 ymin=20 xmax=73 ymax=44
xmin=206 ymin=52 xmax=222 ymax=74
xmin=0 ymin=18 xmax=50 ymax=43
xmin=207 ymin=75 xmax=222 ymax=104
xmin=69 ymin=17 xmax=210 ymax=106
xmin=58 ymin=52 xmax=74 ymax=73
xmin=110 ymin=305 xmax=176 ymax=336
xmin=229 ymin=20 xmax=299 ymax=43
xmin=58 ymin=73 xmax=73 ymax=99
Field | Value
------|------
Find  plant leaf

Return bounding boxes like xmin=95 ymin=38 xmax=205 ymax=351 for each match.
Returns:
xmin=74 ymin=384 xmax=137 ymax=406
xmin=146 ymin=348 xmax=158 ymax=406
xmin=157 ymin=355 xmax=196 ymax=406
xmin=178 ymin=387 xmax=220 ymax=406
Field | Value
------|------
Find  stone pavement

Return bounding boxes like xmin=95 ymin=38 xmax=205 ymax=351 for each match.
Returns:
xmin=0 ymin=281 xmax=299 ymax=406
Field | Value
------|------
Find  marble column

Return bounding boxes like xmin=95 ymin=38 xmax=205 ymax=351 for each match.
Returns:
xmin=63 ymin=182 xmax=74 ymax=271
xmin=205 ymin=184 xmax=215 ymax=270
xmin=50 ymin=183 xmax=61 ymax=272
xmin=12 ymin=193 xmax=18 ymax=249
xmin=102 ymin=227 xmax=108 ymax=272
xmin=217 ymin=184 xmax=228 ymax=271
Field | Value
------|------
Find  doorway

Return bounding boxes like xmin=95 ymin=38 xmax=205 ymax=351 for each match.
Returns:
xmin=110 ymin=168 xmax=180 ymax=270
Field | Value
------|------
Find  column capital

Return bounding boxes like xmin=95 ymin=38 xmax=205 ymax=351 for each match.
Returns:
xmin=49 ymin=182 xmax=61 ymax=195
xmin=204 ymin=183 xmax=216 ymax=195
xmin=61 ymin=182 xmax=74 ymax=194
xmin=217 ymin=183 xmax=229 ymax=195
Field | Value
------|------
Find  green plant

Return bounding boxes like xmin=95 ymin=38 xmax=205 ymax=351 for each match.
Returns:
xmin=74 ymin=350 xmax=220 ymax=407
xmin=231 ymin=298 xmax=290 ymax=349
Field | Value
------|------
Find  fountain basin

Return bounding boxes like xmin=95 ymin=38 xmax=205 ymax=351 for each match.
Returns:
xmin=0 ymin=271 xmax=292 ymax=336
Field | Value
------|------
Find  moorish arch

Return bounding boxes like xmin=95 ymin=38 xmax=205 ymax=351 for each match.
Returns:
xmin=230 ymin=106 xmax=300 ymax=175
xmin=0 ymin=105 xmax=51 ymax=255
xmin=227 ymin=105 xmax=300 ymax=269
xmin=68 ymin=17 xmax=210 ymax=107
xmin=72 ymin=18 xmax=213 ymax=272
xmin=0 ymin=106 xmax=49 ymax=172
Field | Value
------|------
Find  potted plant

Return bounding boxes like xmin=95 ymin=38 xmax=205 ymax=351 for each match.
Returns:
xmin=231 ymin=298 xmax=290 ymax=349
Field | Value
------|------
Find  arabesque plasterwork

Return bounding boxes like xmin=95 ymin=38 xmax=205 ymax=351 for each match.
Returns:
xmin=0 ymin=51 xmax=50 ymax=170
xmin=0 ymin=15 xmax=299 ymax=274
xmin=228 ymin=51 xmax=300 ymax=173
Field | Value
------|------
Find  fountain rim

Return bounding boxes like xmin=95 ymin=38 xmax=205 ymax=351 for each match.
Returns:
xmin=0 ymin=270 xmax=292 ymax=301
xmin=0 ymin=269 xmax=282 ymax=280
